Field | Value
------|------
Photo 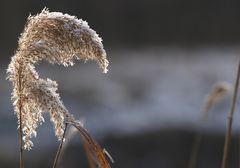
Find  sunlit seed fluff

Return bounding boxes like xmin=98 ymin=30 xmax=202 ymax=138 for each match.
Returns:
xmin=7 ymin=8 xmax=108 ymax=150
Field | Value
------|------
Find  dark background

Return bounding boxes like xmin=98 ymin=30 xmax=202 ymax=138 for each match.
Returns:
xmin=1 ymin=0 xmax=240 ymax=57
xmin=0 ymin=1 xmax=240 ymax=168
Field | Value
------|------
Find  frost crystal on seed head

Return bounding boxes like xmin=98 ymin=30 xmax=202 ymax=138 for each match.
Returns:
xmin=7 ymin=8 xmax=108 ymax=150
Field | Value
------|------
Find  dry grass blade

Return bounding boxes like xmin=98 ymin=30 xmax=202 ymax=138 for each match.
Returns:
xmin=81 ymin=136 xmax=96 ymax=168
xmin=69 ymin=121 xmax=111 ymax=168
xmin=221 ymin=61 xmax=240 ymax=168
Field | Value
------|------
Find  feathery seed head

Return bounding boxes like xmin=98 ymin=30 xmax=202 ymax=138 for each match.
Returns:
xmin=18 ymin=8 xmax=108 ymax=72
xmin=7 ymin=9 xmax=108 ymax=150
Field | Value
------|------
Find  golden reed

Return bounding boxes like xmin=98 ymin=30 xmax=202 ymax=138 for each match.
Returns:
xmin=7 ymin=8 xmax=110 ymax=168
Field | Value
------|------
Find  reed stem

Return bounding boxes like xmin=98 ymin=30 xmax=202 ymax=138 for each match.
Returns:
xmin=19 ymin=103 xmax=24 ymax=168
xmin=53 ymin=123 xmax=68 ymax=168
xmin=221 ymin=61 xmax=240 ymax=168
xmin=18 ymin=69 xmax=24 ymax=168
xmin=188 ymin=134 xmax=202 ymax=168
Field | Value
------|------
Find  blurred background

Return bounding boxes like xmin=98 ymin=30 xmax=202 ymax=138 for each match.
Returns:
xmin=0 ymin=0 xmax=240 ymax=168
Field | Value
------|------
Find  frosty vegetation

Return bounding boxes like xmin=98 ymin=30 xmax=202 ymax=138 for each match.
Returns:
xmin=7 ymin=8 xmax=108 ymax=150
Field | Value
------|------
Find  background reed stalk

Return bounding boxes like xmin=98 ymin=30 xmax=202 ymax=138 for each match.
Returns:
xmin=221 ymin=61 xmax=240 ymax=168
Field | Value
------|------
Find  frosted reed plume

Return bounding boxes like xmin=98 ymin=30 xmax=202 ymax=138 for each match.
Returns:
xmin=7 ymin=8 xmax=109 ymax=150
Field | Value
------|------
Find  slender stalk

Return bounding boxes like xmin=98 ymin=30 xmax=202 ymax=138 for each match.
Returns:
xmin=19 ymin=104 xmax=24 ymax=168
xmin=239 ymin=134 xmax=240 ymax=168
xmin=187 ymin=92 xmax=213 ymax=168
xmin=188 ymin=134 xmax=202 ymax=168
xmin=221 ymin=61 xmax=240 ymax=168
xmin=53 ymin=123 xmax=68 ymax=168
xmin=18 ymin=69 xmax=24 ymax=168
xmin=188 ymin=112 xmax=207 ymax=168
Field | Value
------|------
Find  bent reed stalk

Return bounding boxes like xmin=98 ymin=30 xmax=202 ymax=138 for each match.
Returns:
xmin=7 ymin=8 xmax=110 ymax=168
xmin=53 ymin=123 xmax=68 ymax=168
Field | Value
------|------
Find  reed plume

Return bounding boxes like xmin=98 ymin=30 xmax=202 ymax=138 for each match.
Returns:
xmin=202 ymin=81 xmax=231 ymax=119
xmin=188 ymin=81 xmax=231 ymax=168
xmin=7 ymin=7 xmax=108 ymax=158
